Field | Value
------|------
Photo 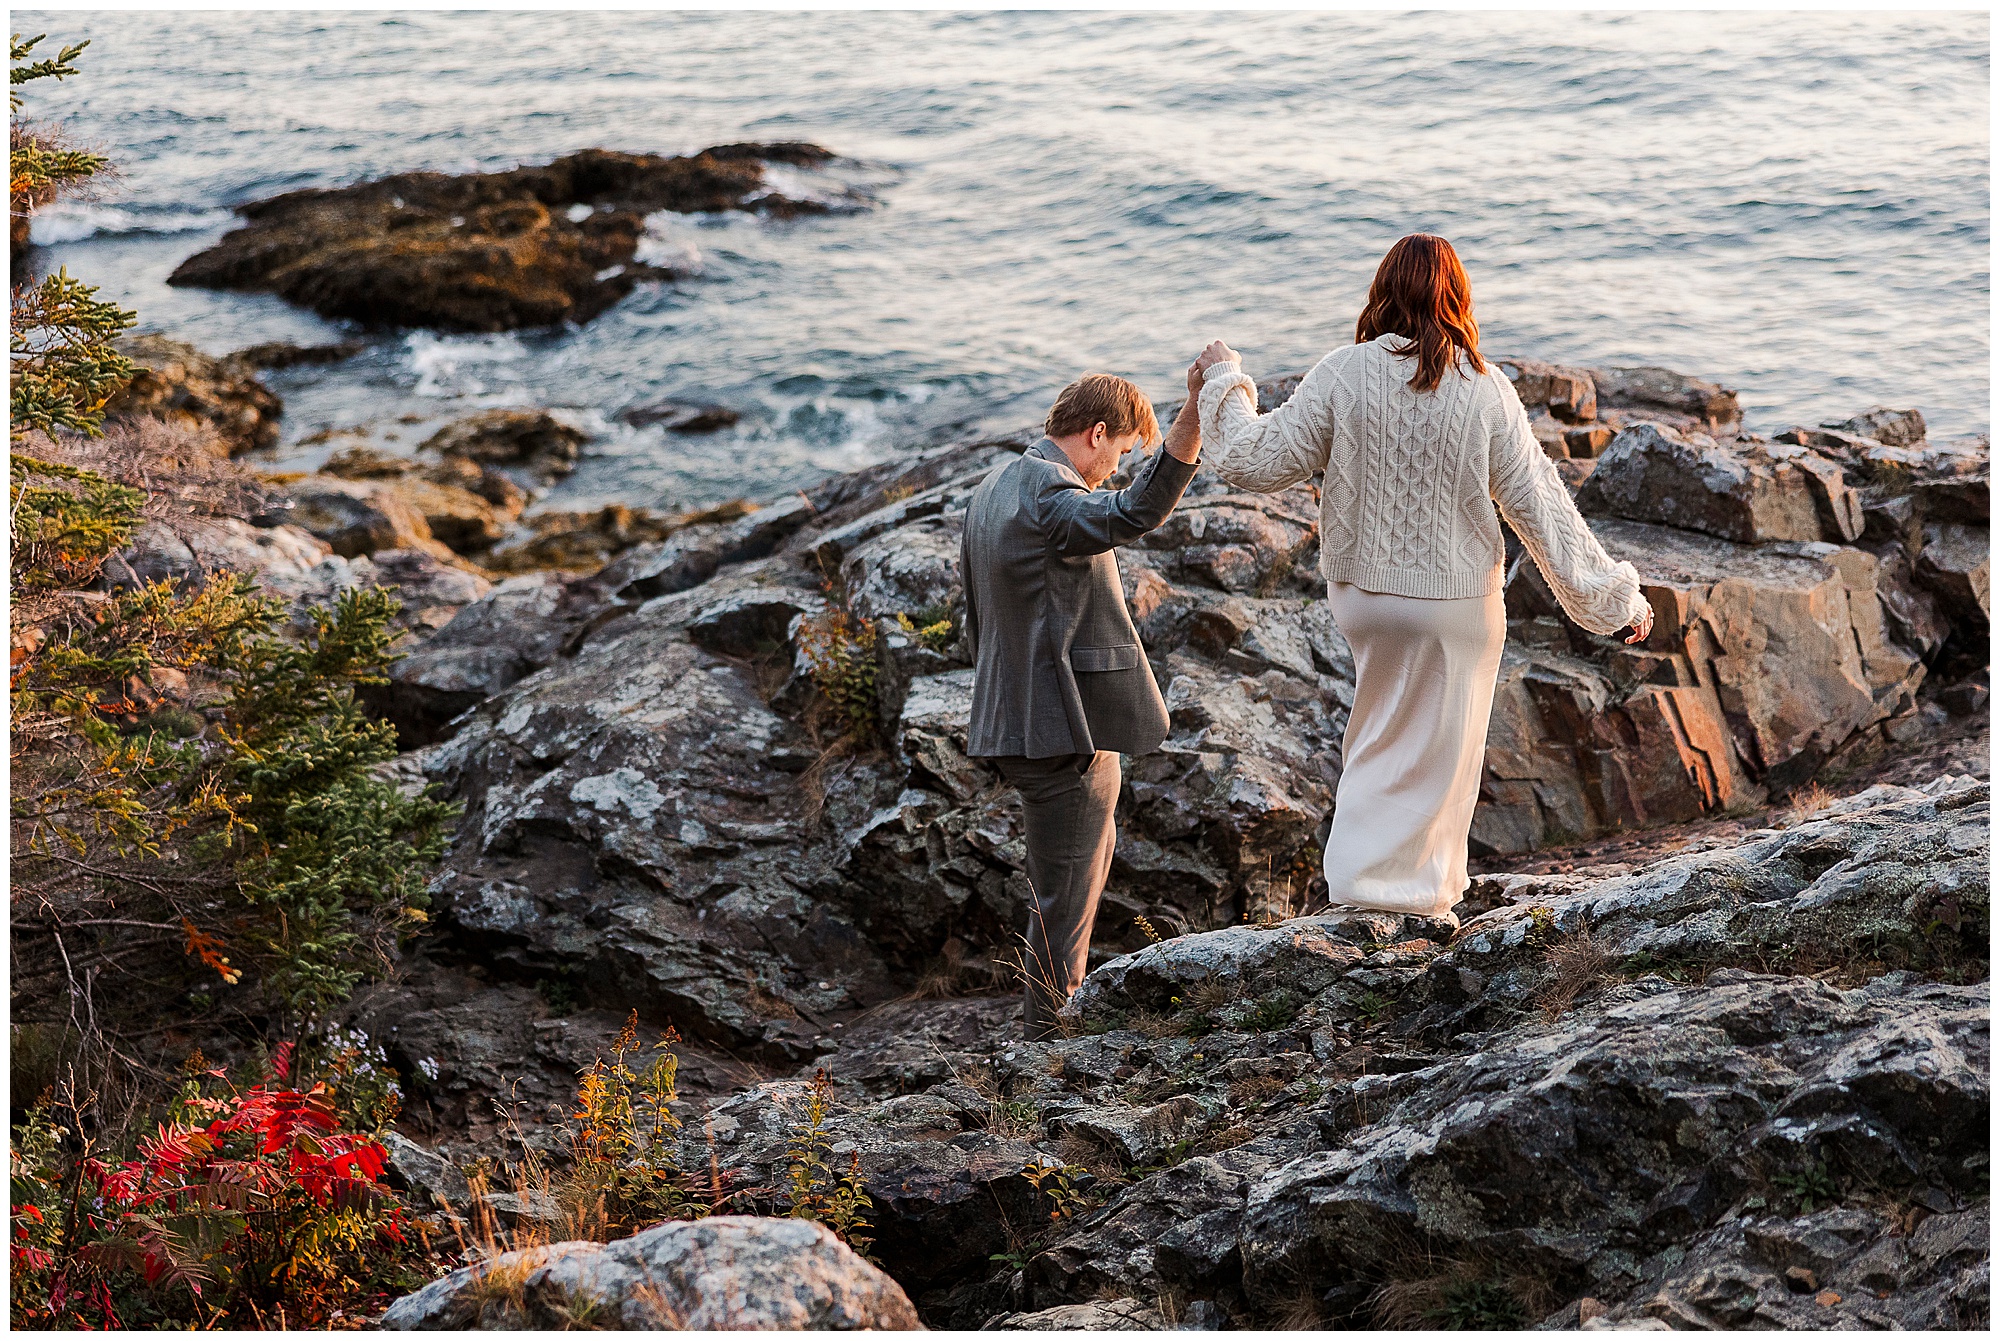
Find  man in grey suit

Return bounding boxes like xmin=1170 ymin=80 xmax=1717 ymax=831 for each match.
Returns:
xmin=962 ymin=367 xmax=1205 ymax=1039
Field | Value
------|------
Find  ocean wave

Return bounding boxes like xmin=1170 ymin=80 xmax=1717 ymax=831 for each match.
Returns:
xmin=29 ymin=203 xmax=235 ymax=245
xmin=635 ymin=212 xmax=705 ymax=273
xmin=398 ymin=331 xmax=532 ymax=399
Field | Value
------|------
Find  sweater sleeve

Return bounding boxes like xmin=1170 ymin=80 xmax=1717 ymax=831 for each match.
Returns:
xmin=1486 ymin=374 xmax=1651 ymax=636
xmin=1195 ymin=353 xmax=1338 ymax=494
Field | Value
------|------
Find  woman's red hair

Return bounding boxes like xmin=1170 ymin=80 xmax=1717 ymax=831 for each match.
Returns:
xmin=1355 ymin=234 xmax=1486 ymax=393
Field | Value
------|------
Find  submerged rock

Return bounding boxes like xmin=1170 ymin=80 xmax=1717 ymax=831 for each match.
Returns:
xmin=420 ymin=409 xmax=588 ymax=486
xmin=620 ymin=399 xmax=742 ymax=433
xmin=169 ymin=145 xmax=865 ymax=332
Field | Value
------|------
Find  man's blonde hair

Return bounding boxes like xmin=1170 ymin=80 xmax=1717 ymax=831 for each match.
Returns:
xmin=1043 ymin=373 xmax=1159 ymax=444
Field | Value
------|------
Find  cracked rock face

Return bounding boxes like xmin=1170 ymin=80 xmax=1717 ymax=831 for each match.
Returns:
xmin=658 ymin=781 xmax=1985 ymax=1329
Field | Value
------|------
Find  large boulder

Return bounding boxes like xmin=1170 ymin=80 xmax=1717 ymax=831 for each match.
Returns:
xmin=1487 ymin=519 xmax=1926 ymax=834
xmin=1235 ymin=973 xmax=1985 ymax=1319
xmin=380 ymin=1216 xmax=918 ymax=1329
xmin=102 ymin=333 xmax=283 ymax=456
xmin=280 ymin=475 xmax=452 ymax=560
xmin=169 ymin=146 xmax=863 ymax=332
xmin=1576 ymin=424 xmax=1860 ymax=545
xmin=1589 ymin=365 xmax=1742 ymax=432
xmin=685 ymin=1078 xmax=1047 ymax=1293
xmin=322 ymin=444 xmax=523 ymax=555
xmin=1496 ymin=355 xmax=1598 ymax=423
xmin=1914 ymin=521 xmax=1991 ymax=628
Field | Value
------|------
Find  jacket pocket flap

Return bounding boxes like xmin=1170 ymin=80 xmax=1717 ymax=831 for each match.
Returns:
xmin=1071 ymin=643 xmax=1143 ymax=673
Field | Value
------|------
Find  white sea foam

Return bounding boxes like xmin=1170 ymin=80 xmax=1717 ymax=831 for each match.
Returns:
xmin=753 ymin=162 xmax=868 ymax=213
xmin=634 ymin=211 xmax=705 ymax=272
xmin=399 ymin=330 xmax=529 ymax=399
xmin=29 ymin=203 xmax=234 ymax=245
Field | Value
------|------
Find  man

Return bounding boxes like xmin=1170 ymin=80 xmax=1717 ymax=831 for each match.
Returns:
xmin=962 ymin=366 xmax=1205 ymax=1039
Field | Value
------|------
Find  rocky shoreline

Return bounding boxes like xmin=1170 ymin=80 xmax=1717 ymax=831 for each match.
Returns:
xmin=95 ymin=332 xmax=1990 ymax=1328
xmin=78 ymin=160 xmax=1989 ymax=1325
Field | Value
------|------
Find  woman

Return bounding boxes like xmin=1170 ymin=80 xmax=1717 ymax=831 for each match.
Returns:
xmin=1193 ymin=234 xmax=1653 ymax=927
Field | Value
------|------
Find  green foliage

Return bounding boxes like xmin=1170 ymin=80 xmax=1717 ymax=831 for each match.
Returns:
xmin=895 ymin=604 xmax=955 ymax=654
xmin=12 ymin=572 xmax=268 ymax=856
xmin=11 ymin=32 xmax=95 ymax=107
xmin=1772 ymin=1157 xmax=1841 ymax=1214
xmin=1354 ymin=990 xmax=1393 ymax=1025
xmin=12 ymin=37 xmax=138 ymax=442
xmin=1240 ymin=989 xmax=1302 ymax=1033
xmin=559 ymin=1012 xmax=696 ymax=1235
xmin=1424 ymin=1278 xmax=1528 ymax=1330
xmin=1024 ymin=1160 xmax=1098 ymax=1224
xmin=8 ymin=452 xmax=145 ymax=589
xmin=10 ymin=272 xmax=138 ymax=439
xmin=989 ymin=1160 xmax=1101 ymax=1269
xmin=538 ymin=973 xmax=581 ymax=1016
xmin=16 ymin=581 xmax=458 ymax=1018
xmin=796 ymin=607 xmax=879 ymax=739
xmin=209 ymin=588 xmax=457 ymax=1015
xmin=783 ymin=1068 xmax=874 ymax=1257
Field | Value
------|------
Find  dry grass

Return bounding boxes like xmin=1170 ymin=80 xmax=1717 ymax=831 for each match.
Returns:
xmin=1194 ymin=1124 xmax=1255 ymax=1157
xmin=1181 ymin=977 xmax=1237 ymax=1015
xmin=911 ymin=938 xmax=1014 ymax=1000
xmin=740 ymin=977 xmax=800 ymax=1021
xmin=1052 ymin=1131 xmax=1126 ymax=1184
xmin=1128 ymin=1010 xmax=1180 ymax=1040
xmin=1534 ymin=926 xmax=1615 ymax=1022
xmin=1787 ymin=780 xmax=1836 ymax=826
xmin=795 ymin=732 xmax=860 ymax=830
xmin=1368 ymin=1256 xmax=1558 ymax=1331
xmin=1228 ymin=1074 xmax=1286 ymax=1107
xmin=1265 ymin=1285 xmax=1329 ymax=1330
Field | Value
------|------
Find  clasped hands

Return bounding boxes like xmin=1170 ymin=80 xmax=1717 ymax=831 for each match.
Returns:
xmin=1182 ymin=338 xmax=1242 ymax=396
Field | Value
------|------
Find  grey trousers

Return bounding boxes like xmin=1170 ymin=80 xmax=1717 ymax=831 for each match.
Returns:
xmin=995 ymin=750 xmax=1121 ymax=1040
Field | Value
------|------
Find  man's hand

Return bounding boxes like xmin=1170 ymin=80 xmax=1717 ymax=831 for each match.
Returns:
xmin=1185 ymin=359 xmax=1206 ymax=397
xmin=1622 ymin=605 xmax=1656 ymax=645
xmin=1195 ymin=339 xmax=1241 ymax=375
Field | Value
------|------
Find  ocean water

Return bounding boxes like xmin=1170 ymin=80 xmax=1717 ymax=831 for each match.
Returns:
xmin=15 ymin=10 xmax=1990 ymax=511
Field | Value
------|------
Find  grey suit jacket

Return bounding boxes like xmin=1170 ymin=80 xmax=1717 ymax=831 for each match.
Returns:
xmin=962 ymin=439 xmax=1199 ymax=759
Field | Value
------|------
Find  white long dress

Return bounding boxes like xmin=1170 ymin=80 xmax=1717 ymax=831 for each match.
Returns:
xmin=1321 ymin=581 xmax=1506 ymax=915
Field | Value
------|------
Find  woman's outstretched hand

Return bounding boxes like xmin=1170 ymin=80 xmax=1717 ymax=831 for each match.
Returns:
xmin=1195 ymin=339 xmax=1241 ymax=375
xmin=1185 ymin=358 xmax=1207 ymax=397
xmin=1623 ymin=605 xmax=1656 ymax=645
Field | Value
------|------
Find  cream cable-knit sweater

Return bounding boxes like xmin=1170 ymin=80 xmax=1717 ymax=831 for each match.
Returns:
xmin=1198 ymin=334 xmax=1649 ymax=635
